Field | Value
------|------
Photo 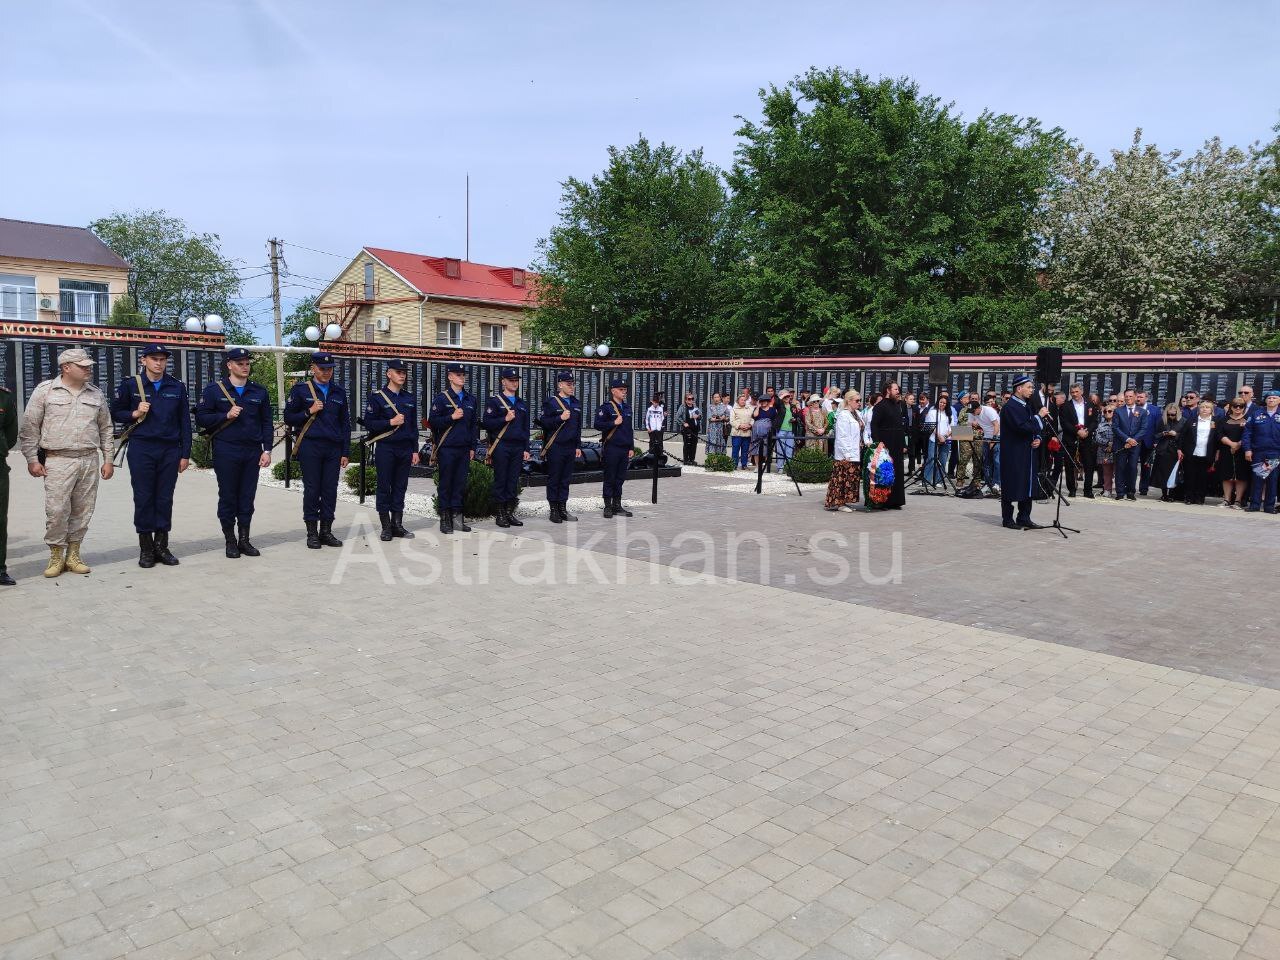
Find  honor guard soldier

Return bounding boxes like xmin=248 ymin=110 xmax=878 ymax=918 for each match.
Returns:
xmin=594 ymin=376 xmax=635 ymax=518
xmin=284 ymin=351 xmax=350 ymax=548
xmin=428 ymin=363 xmax=478 ymax=535
xmin=0 ymin=383 xmax=17 ymax=585
xmin=195 ymin=347 xmax=273 ymax=558
xmin=364 ymin=359 xmax=419 ymax=541
xmin=18 ymin=349 xmax=115 ymax=579
xmin=538 ymin=371 xmax=583 ymax=523
xmin=112 ymin=344 xmax=191 ymax=568
xmin=482 ymin=367 xmax=531 ymax=528
xmin=999 ymin=374 xmax=1047 ymax=530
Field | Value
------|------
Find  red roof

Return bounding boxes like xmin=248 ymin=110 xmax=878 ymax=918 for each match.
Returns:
xmin=365 ymin=247 xmax=538 ymax=307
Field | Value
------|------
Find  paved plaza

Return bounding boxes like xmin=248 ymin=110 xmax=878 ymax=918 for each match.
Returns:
xmin=2 ymin=454 xmax=1279 ymax=960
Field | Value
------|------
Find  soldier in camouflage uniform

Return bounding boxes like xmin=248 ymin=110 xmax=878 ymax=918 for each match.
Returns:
xmin=18 ymin=348 xmax=115 ymax=578
xmin=0 ymin=383 xmax=16 ymax=585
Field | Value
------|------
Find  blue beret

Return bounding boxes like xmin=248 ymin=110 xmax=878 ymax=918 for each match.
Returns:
xmin=609 ymin=377 xmax=628 ymax=388
xmin=141 ymin=343 xmax=171 ymax=357
xmin=446 ymin=363 xmax=466 ymax=375
xmin=498 ymin=367 xmax=519 ymax=380
xmin=1011 ymin=375 xmax=1032 ymax=389
xmin=556 ymin=370 xmax=574 ymax=383
xmin=1265 ymin=389 xmax=1280 ymax=399
xmin=225 ymin=347 xmax=251 ymax=361
xmin=386 ymin=358 xmax=407 ymax=371
xmin=311 ymin=352 xmax=335 ymax=368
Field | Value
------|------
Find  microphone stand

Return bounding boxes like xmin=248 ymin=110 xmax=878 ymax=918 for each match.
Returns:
xmin=1041 ymin=408 xmax=1081 ymax=540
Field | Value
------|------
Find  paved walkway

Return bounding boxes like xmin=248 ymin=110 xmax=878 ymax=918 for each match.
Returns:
xmin=2 ymin=454 xmax=1279 ymax=960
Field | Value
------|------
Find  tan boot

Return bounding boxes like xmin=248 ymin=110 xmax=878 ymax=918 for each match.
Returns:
xmin=65 ymin=542 xmax=91 ymax=575
xmin=44 ymin=546 xmax=66 ymax=578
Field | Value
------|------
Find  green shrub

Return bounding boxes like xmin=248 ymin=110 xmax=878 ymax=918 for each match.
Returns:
xmin=704 ymin=452 xmax=735 ymax=472
xmin=189 ymin=434 xmax=212 ymax=468
xmin=784 ymin=445 xmax=834 ymax=483
xmin=633 ymin=445 xmax=643 ymax=457
xmin=271 ymin=459 xmax=302 ymax=482
xmin=430 ymin=458 xmax=512 ymax=518
xmin=345 ymin=464 xmax=376 ymax=494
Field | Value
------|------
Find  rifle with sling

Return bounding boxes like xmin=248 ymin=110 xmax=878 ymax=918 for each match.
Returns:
xmin=113 ymin=374 xmax=149 ymax=465
xmin=486 ymin=393 xmax=515 ymax=464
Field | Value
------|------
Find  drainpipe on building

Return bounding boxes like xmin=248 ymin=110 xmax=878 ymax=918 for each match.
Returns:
xmin=418 ymin=295 xmax=429 ymax=345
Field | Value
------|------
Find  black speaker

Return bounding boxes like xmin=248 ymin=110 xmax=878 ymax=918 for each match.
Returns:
xmin=1036 ymin=347 xmax=1063 ymax=385
xmin=927 ymin=354 xmax=950 ymax=386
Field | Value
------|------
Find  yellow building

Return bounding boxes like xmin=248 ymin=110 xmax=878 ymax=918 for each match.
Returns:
xmin=0 ymin=218 xmax=130 ymax=325
xmin=316 ymin=247 xmax=538 ymax=351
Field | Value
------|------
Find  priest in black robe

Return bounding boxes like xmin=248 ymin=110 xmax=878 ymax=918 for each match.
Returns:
xmin=869 ymin=381 xmax=907 ymax=509
xmin=1000 ymin=375 xmax=1047 ymax=529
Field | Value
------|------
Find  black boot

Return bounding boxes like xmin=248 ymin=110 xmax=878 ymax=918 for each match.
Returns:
xmin=305 ymin=520 xmax=321 ymax=549
xmin=154 ymin=531 xmax=180 ymax=566
xmin=378 ymin=512 xmax=394 ymax=542
xmin=603 ymin=499 xmax=615 ymax=519
xmin=613 ymin=498 xmax=633 ymax=518
xmin=222 ymin=521 xmax=241 ymax=559
xmin=559 ymin=502 xmax=578 ymax=522
xmin=495 ymin=505 xmax=511 ymax=528
xmin=238 ymin=521 xmax=260 ymax=557
xmin=454 ymin=512 xmax=472 ymax=533
xmin=549 ymin=503 xmax=563 ymax=524
xmin=319 ymin=520 xmax=342 ymax=547
xmin=440 ymin=510 xmax=454 ymax=535
xmin=138 ymin=532 xmax=156 ymax=568
xmin=391 ymin=512 xmax=414 ymax=539
xmin=505 ymin=502 xmax=523 ymax=526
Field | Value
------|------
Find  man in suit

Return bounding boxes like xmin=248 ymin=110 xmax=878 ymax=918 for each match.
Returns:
xmin=1057 ymin=383 xmax=1098 ymax=498
xmin=1136 ymin=389 xmax=1161 ymax=495
xmin=1112 ymin=388 xmax=1147 ymax=500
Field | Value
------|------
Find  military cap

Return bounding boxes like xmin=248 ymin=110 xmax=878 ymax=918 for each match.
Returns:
xmin=609 ymin=376 xmax=629 ymax=388
xmin=225 ymin=347 xmax=251 ymax=361
xmin=556 ymin=370 xmax=574 ymax=383
xmin=386 ymin=358 xmax=408 ymax=371
xmin=446 ymin=363 xmax=467 ymax=375
xmin=498 ymin=367 xmax=519 ymax=380
xmin=311 ymin=351 xmax=335 ymax=368
xmin=58 ymin=347 xmax=94 ymax=367
xmin=141 ymin=343 xmax=172 ymax=357
xmin=1265 ymin=389 xmax=1280 ymax=399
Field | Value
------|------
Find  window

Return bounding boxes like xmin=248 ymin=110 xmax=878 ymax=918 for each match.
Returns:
xmin=363 ymin=261 xmax=375 ymax=300
xmin=0 ymin=273 xmax=36 ymax=321
xmin=519 ymin=330 xmax=540 ymax=353
xmin=363 ymin=323 xmax=374 ymax=342
xmin=511 ymin=268 xmax=525 ymax=288
xmin=435 ymin=319 xmax=462 ymax=347
xmin=444 ymin=258 xmax=461 ymax=278
xmin=59 ymin=279 xmax=109 ymax=324
xmin=481 ymin=323 xmax=503 ymax=350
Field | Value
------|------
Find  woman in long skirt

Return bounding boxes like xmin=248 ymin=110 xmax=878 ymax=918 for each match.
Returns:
xmin=869 ymin=381 xmax=907 ymax=509
xmin=825 ymin=390 xmax=865 ymax=511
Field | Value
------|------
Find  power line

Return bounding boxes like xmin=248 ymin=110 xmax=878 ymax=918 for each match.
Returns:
xmin=278 ymin=240 xmax=350 ymax=259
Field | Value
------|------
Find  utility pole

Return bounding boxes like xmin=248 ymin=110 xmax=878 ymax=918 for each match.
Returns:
xmin=268 ymin=238 xmax=286 ymax=418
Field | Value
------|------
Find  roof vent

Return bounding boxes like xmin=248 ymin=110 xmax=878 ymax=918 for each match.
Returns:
xmin=511 ymin=268 xmax=525 ymax=288
xmin=444 ymin=258 xmax=461 ymax=278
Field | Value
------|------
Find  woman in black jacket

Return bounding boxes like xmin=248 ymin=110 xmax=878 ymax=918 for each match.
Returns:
xmin=869 ymin=381 xmax=907 ymax=509
xmin=1177 ymin=400 xmax=1219 ymax=505
xmin=1148 ymin=404 xmax=1184 ymax=501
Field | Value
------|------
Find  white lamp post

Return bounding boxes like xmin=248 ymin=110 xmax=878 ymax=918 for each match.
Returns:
xmin=877 ymin=335 xmax=920 ymax=356
xmin=183 ymin=313 xmax=225 ymax=334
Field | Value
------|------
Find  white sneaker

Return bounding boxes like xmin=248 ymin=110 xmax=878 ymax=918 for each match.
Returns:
xmin=838 ymin=505 xmax=854 ymax=513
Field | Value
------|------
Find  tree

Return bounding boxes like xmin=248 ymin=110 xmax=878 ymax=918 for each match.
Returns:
xmin=107 ymin=293 xmax=145 ymax=327
xmin=530 ymin=137 xmax=736 ymax=353
xmin=90 ymin=209 xmax=253 ymax=343
xmin=1039 ymin=131 xmax=1272 ymax=348
xmin=722 ymin=68 xmax=1065 ymax=352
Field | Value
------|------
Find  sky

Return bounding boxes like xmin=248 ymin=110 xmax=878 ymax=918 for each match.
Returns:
xmin=3 ymin=0 xmax=1278 ymax=341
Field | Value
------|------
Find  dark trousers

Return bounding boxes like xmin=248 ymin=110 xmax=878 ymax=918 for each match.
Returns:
xmin=1183 ymin=455 xmax=1210 ymax=504
xmin=1064 ymin=440 xmax=1095 ymax=495
xmin=1001 ymin=496 xmax=1033 ymax=525
xmin=545 ymin=446 xmax=575 ymax=502
xmin=602 ymin=445 xmax=628 ymax=500
xmin=648 ymin=430 xmax=664 ymax=458
xmin=127 ymin=439 xmax=181 ymax=533
xmin=0 ymin=467 xmax=8 ymax=571
xmin=1250 ymin=465 xmax=1278 ymax=511
xmin=297 ymin=440 xmax=342 ymax=522
xmin=681 ymin=428 xmax=698 ymax=464
xmin=490 ymin=443 xmax=523 ymax=503
xmin=374 ymin=442 xmax=413 ymax=513
xmin=213 ymin=441 xmax=260 ymax=524
xmin=436 ymin=447 xmax=469 ymax=511
xmin=1114 ymin=445 xmax=1140 ymax=497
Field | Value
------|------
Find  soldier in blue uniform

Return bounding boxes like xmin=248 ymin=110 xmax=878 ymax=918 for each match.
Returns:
xmin=999 ymin=374 xmax=1047 ymax=530
xmin=283 ymin=351 xmax=350 ymax=549
xmin=195 ymin=347 xmax=273 ymax=558
xmin=482 ymin=367 xmax=530 ymax=529
xmin=539 ymin=371 xmax=583 ymax=523
xmin=428 ymin=363 xmax=478 ymax=535
xmin=1242 ymin=388 xmax=1280 ymax=513
xmin=594 ymin=376 xmax=635 ymax=518
xmin=112 ymin=344 xmax=191 ymax=567
xmin=364 ymin=359 xmax=419 ymax=541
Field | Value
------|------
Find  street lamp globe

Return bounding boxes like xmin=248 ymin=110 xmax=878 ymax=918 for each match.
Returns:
xmin=324 ymin=323 xmax=343 ymax=341
xmin=903 ymin=338 xmax=920 ymax=356
xmin=877 ymin=335 xmax=896 ymax=353
xmin=184 ymin=317 xmax=203 ymax=333
xmin=583 ymin=345 xmax=596 ymax=358
xmin=596 ymin=343 xmax=610 ymax=358
xmin=203 ymin=314 xmax=224 ymax=334
xmin=304 ymin=325 xmax=321 ymax=343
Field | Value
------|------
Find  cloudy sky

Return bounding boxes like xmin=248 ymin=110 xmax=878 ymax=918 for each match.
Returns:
xmin=3 ymin=0 xmax=1277 ymax=339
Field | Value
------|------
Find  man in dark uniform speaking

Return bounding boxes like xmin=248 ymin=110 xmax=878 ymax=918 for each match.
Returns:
xmin=428 ymin=363 xmax=478 ymax=535
xmin=594 ymin=376 xmax=634 ymax=519
xmin=539 ymin=371 xmax=583 ymax=523
xmin=112 ymin=343 xmax=191 ymax=567
xmin=482 ymin=367 xmax=530 ymax=529
xmin=999 ymin=374 xmax=1047 ymax=530
xmin=364 ymin=359 xmax=419 ymax=542
xmin=284 ymin=351 xmax=350 ymax=549
xmin=195 ymin=346 xmax=273 ymax=558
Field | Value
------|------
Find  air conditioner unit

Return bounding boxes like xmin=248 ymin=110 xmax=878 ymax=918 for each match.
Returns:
xmin=39 ymin=296 xmax=55 ymax=310
xmin=375 ymin=316 xmax=391 ymax=333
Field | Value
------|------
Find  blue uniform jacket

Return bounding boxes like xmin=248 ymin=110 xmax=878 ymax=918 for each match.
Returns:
xmin=284 ymin=379 xmax=350 ymax=446
xmin=364 ymin=387 xmax=418 ymax=448
xmin=195 ymin=379 xmax=273 ymax=450
xmin=1242 ymin=408 xmax=1280 ymax=459
xmin=539 ymin=393 xmax=582 ymax=450
xmin=594 ymin=399 xmax=634 ymax=449
xmin=427 ymin=388 xmax=478 ymax=451
xmin=482 ymin=393 xmax=530 ymax=448
xmin=112 ymin=373 xmax=192 ymax=458
xmin=1139 ymin=403 xmax=1161 ymax=445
